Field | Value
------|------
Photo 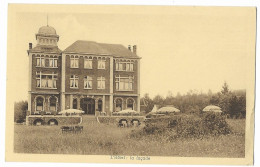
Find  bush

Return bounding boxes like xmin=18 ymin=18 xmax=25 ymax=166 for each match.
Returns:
xmin=138 ymin=113 xmax=231 ymax=139
xmin=201 ymin=112 xmax=231 ymax=135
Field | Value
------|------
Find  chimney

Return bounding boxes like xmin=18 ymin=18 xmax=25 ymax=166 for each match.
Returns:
xmin=29 ymin=43 xmax=32 ymax=50
xmin=128 ymin=45 xmax=131 ymax=51
xmin=133 ymin=45 xmax=137 ymax=54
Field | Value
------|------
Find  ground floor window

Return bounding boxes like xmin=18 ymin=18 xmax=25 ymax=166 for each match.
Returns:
xmin=127 ymin=98 xmax=134 ymax=110
xmin=115 ymin=98 xmax=123 ymax=111
xmin=36 ymin=96 xmax=44 ymax=111
xmin=98 ymin=99 xmax=102 ymax=111
xmin=49 ymin=96 xmax=57 ymax=111
xmin=73 ymin=99 xmax=77 ymax=109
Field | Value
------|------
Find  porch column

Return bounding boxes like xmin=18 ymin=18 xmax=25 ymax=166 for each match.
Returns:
xmin=110 ymin=95 xmax=113 ymax=114
xmin=70 ymin=94 xmax=73 ymax=109
xmin=77 ymin=98 xmax=80 ymax=110
xmin=102 ymin=95 xmax=105 ymax=113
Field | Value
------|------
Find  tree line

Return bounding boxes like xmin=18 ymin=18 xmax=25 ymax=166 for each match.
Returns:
xmin=141 ymin=82 xmax=246 ymax=119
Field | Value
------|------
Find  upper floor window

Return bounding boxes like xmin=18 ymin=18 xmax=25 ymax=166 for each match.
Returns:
xmin=97 ymin=77 xmax=105 ymax=89
xmin=36 ymin=56 xmax=45 ymax=67
xmin=70 ymin=55 xmax=79 ymax=68
xmin=84 ymin=57 xmax=93 ymax=69
xmin=36 ymin=72 xmax=57 ymax=89
xmin=115 ymin=75 xmax=133 ymax=91
xmin=70 ymin=75 xmax=79 ymax=88
xmin=115 ymin=62 xmax=134 ymax=71
xmin=98 ymin=59 xmax=106 ymax=69
xmin=48 ymin=58 xmax=58 ymax=68
xmin=84 ymin=76 xmax=93 ymax=89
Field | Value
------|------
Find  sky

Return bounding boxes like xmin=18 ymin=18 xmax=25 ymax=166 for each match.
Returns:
xmin=8 ymin=5 xmax=255 ymax=102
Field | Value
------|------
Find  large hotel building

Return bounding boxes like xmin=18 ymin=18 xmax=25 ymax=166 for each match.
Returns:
xmin=27 ymin=25 xmax=141 ymax=115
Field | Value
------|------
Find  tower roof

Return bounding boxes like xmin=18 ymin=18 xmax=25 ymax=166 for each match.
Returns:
xmin=38 ymin=25 xmax=57 ymax=35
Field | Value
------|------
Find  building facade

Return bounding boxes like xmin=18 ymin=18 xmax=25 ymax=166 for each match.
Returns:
xmin=27 ymin=25 xmax=141 ymax=115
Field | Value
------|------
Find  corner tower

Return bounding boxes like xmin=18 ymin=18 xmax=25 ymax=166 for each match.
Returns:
xmin=27 ymin=24 xmax=62 ymax=115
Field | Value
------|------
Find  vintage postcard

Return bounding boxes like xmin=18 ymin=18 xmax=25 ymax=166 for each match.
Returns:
xmin=5 ymin=4 xmax=256 ymax=165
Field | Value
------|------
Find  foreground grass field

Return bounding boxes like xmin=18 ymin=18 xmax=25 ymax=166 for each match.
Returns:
xmin=14 ymin=117 xmax=245 ymax=157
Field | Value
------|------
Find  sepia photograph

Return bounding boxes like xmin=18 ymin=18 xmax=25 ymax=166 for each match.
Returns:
xmin=5 ymin=3 xmax=256 ymax=166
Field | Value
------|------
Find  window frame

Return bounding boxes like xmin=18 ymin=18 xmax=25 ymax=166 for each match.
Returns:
xmin=97 ymin=76 xmax=105 ymax=89
xmin=36 ymin=55 xmax=45 ymax=67
xmin=84 ymin=57 xmax=93 ymax=69
xmin=70 ymin=75 xmax=79 ymax=89
xmin=115 ymin=75 xmax=134 ymax=91
xmin=84 ymin=76 xmax=93 ymax=89
xmin=70 ymin=55 xmax=79 ymax=68
xmin=48 ymin=57 xmax=58 ymax=68
xmin=115 ymin=61 xmax=134 ymax=71
xmin=36 ymin=72 xmax=58 ymax=89
xmin=97 ymin=59 xmax=106 ymax=69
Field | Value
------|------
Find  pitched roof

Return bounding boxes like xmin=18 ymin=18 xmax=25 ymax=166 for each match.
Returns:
xmin=63 ymin=40 xmax=140 ymax=58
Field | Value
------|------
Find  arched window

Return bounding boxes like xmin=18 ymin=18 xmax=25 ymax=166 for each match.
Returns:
xmin=127 ymin=98 xmax=134 ymax=110
xmin=49 ymin=97 xmax=57 ymax=112
xmin=36 ymin=97 xmax=44 ymax=111
xmin=115 ymin=98 xmax=123 ymax=111
xmin=98 ymin=99 xmax=102 ymax=111
xmin=73 ymin=99 xmax=77 ymax=109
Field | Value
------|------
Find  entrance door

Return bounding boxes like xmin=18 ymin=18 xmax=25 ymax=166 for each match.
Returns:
xmin=80 ymin=98 xmax=95 ymax=115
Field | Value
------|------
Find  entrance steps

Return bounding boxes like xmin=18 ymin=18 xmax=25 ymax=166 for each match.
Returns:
xmin=81 ymin=115 xmax=98 ymax=125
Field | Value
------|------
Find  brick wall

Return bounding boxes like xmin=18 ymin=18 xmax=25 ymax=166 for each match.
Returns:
xmin=65 ymin=55 xmax=111 ymax=93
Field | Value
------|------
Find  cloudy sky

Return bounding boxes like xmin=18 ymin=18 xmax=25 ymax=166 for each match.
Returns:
xmin=8 ymin=5 xmax=255 ymax=102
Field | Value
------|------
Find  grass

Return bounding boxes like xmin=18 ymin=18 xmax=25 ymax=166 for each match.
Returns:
xmin=14 ymin=117 xmax=245 ymax=157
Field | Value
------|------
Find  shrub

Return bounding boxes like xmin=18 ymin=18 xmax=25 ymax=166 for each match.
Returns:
xmin=138 ymin=113 xmax=231 ymax=139
xmin=201 ymin=112 xmax=231 ymax=135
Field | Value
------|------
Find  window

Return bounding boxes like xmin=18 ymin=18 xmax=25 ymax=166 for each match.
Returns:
xmin=115 ymin=62 xmax=134 ymax=71
xmin=127 ymin=98 xmax=134 ymax=110
xmin=70 ymin=75 xmax=79 ymax=88
xmin=97 ymin=77 xmax=105 ymax=89
xmin=98 ymin=59 xmax=105 ymax=69
xmin=115 ymin=98 xmax=122 ymax=111
xmin=36 ymin=72 xmax=57 ymax=89
xmin=84 ymin=57 xmax=93 ymax=69
xmin=73 ymin=99 xmax=77 ymax=109
xmin=84 ymin=76 xmax=92 ymax=89
xmin=49 ymin=97 xmax=57 ymax=111
xmin=70 ymin=55 xmax=79 ymax=68
xmin=98 ymin=99 xmax=102 ymax=111
xmin=115 ymin=75 xmax=133 ymax=91
xmin=36 ymin=97 xmax=44 ymax=111
xmin=48 ymin=58 xmax=58 ymax=68
xmin=36 ymin=56 xmax=45 ymax=67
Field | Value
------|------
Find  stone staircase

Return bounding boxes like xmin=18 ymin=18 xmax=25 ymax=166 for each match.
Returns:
xmin=81 ymin=115 xmax=98 ymax=125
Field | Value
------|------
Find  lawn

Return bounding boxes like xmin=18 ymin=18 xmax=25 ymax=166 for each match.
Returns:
xmin=14 ymin=117 xmax=245 ymax=157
